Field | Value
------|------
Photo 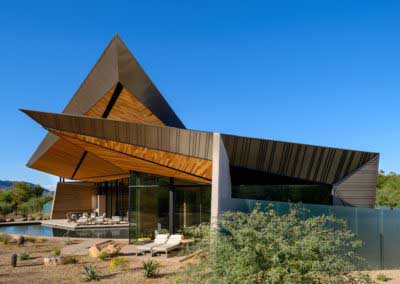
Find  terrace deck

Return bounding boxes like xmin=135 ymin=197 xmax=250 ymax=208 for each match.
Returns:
xmin=41 ymin=219 xmax=129 ymax=230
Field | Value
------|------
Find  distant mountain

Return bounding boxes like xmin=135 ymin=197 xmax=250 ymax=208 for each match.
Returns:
xmin=0 ymin=180 xmax=53 ymax=196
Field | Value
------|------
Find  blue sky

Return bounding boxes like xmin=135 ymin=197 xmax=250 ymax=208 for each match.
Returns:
xmin=0 ymin=1 xmax=399 ymax=189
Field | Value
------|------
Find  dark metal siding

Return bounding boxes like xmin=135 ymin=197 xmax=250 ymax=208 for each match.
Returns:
xmin=221 ymin=134 xmax=378 ymax=185
xmin=333 ymin=157 xmax=379 ymax=208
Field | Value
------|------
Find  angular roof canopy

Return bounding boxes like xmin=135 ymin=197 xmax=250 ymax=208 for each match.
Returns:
xmin=23 ymin=109 xmax=378 ymax=186
xmin=27 ymin=35 xmax=185 ymax=181
xmin=23 ymin=35 xmax=379 ymax=190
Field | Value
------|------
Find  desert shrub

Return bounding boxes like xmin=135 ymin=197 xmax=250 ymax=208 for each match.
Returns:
xmin=98 ymin=251 xmax=108 ymax=261
xmin=182 ymin=206 xmax=363 ymax=284
xmin=0 ymin=233 xmax=11 ymax=244
xmin=64 ymin=256 xmax=79 ymax=265
xmin=348 ymin=273 xmax=372 ymax=284
xmin=25 ymin=237 xmax=36 ymax=243
xmin=52 ymin=247 xmax=61 ymax=256
xmin=376 ymin=273 xmax=389 ymax=282
xmin=142 ymin=260 xmax=159 ymax=278
xmin=64 ymin=238 xmax=73 ymax=245
xmin=83 ymin=264 xmax=98 ymax=281
xmin=19 ymin=252 xmax=30 ymax=260
xmin=109 ymin=256 xmax=128 ymax=271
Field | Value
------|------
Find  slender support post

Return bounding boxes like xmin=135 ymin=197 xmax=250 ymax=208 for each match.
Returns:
xmin=169 ymin=178 xmax=174 ymax=233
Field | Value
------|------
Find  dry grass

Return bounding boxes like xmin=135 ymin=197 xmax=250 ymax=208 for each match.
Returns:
xmin=0 ymin=236 xmax=185 ymax=284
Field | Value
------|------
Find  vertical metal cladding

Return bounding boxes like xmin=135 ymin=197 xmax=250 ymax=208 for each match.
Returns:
xmin=21 ymin=110 xmax=213 ymax=161
xmin=221 ymin=134 xmax=378 ymax=186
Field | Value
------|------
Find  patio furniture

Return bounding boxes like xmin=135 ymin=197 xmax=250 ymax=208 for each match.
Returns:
xmin=95 ymin=213 xmax=106 ymax=224
xmin=136 ymin=234 xmax=170 ymax=255
xmin=66 ymin=213 xmax=78 ymax=223
xmin=76 ymin=216 xmax=89 ymax=225
xmin=109 ymin=216 xmax=121 ymax=225
xmin=151 ymin=234 xmax=183 ymax=258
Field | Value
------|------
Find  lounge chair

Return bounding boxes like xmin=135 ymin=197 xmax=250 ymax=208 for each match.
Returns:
xmin=76 ymin=216 xmax=89 ymax=225
xmin=109 ymin=216 xmax=121 ymax=225
xmin=136 ymin=234 xmax=170 ymax=255
xmin=95 ymin=213 xmax=106 ymax=224
xmin=151 ymin=234 xmax=182 ymax=258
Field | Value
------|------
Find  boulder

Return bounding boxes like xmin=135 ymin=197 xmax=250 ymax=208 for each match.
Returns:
xmin=43 ymin=256 xmax=65 ymax=266
xmin=17 ymin=235 xmax=25 ymax=246
xmin=101 ymin=244 xmax=121 ymax=256
xmin=88 ymin=245 xmax=101 ymax=258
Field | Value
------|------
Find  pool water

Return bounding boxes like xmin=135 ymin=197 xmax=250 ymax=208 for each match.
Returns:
xmin=0 ymin=224 xmax=129 ymax=239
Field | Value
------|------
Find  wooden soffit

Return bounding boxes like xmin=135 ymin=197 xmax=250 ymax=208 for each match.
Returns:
xmin=22 ymin=109 xmax=213 ymax=183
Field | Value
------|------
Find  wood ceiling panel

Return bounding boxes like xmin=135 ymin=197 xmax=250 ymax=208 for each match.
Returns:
xmin=84 ymin=86 xmax=165 ymax=126
xmin=84 ymin=87 xmax=114 ymax=118
xmin=52 ymin=131 xmax=211 ymax=184
xmin=73 ymin=152 xmax=126 ymax=181
xmin=61 ymin=132 xmax=212 ymax=180
xmin=30 ymin=138 xmax=84 ymax=178
xmin=108 ymin=88 xmax=164 ymax=125
xmin=30 ymin=138 xmax=129 ymax=181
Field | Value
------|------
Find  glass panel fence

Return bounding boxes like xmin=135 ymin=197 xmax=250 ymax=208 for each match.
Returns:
xmin=232 ymin=198 xmax=400 ymax=269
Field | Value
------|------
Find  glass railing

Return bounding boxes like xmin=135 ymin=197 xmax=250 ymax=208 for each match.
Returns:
xmin=232 ymin=198 xmax=400 ymax=269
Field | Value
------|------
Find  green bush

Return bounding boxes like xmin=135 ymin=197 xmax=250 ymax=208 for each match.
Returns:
xmin=109 ymin=256 xmax=128 ymax=271
xmin=376 ymin=273 xmax=389 ymax=282
xmin=0 ymin=202 xmax=13 ymax=219
xmin=0 ymin=233 xmax=11 ymax=245
xmin=64 ymin=256 xmax=79 ymax=265
xmin=182 ymin=206 xmax=363 ymax=284
xmin=142 ymin=260 xmax=159 ymax=278
xmin=98 ymin=251 xmax=108 ymax=261
xmin=52 ymin=247 xmax=61 ymax=257
xmin=19 ymin=252 xmax=30 ymax=260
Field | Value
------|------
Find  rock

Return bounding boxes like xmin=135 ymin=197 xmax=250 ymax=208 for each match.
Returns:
xmin=6 ymin=218 xmax=14 ymax=222
xmin=0 ymin=218 xmax=5 ymax=223
xmin=88 ymin=245 xmax=101 ymax=258
xmin=16 ymin=217 xmax=27 ymax=222
xmin=101 ymin=244 xmax=121 ymax=256
xmin=43 ymin=256 xmax=65 ymax=266
xmin=17 ymin=235 xmax=25 ymax=246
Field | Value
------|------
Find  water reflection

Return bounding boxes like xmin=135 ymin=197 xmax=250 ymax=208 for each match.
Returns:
xmin=0 ymin=225 xmax=128 ymax=239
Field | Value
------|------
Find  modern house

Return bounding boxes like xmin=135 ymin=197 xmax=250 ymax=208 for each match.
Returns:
xmin=22 ymin=35 xmax=379 ymax=240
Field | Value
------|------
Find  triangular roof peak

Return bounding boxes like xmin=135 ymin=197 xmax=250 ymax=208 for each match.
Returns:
xmin=27 ymin=35 xmax=184 ymax=168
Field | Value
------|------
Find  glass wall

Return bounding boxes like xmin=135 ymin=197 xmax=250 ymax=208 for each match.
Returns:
xmin=128 ymin=171 xmax=211 ymax=243
xmin=97 ymin=178 xmax=129 ymax=219
xmin=230 ymin=166 xmax=332 ymax=205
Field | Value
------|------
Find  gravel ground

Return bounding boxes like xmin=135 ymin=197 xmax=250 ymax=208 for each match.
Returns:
xmin=2 ymin=236 xmax=399 ymax=284
xmin=363 ymin=270 xmax=400 ymax=284
xmin=0 ymin=237 xmax=186 ymax=284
